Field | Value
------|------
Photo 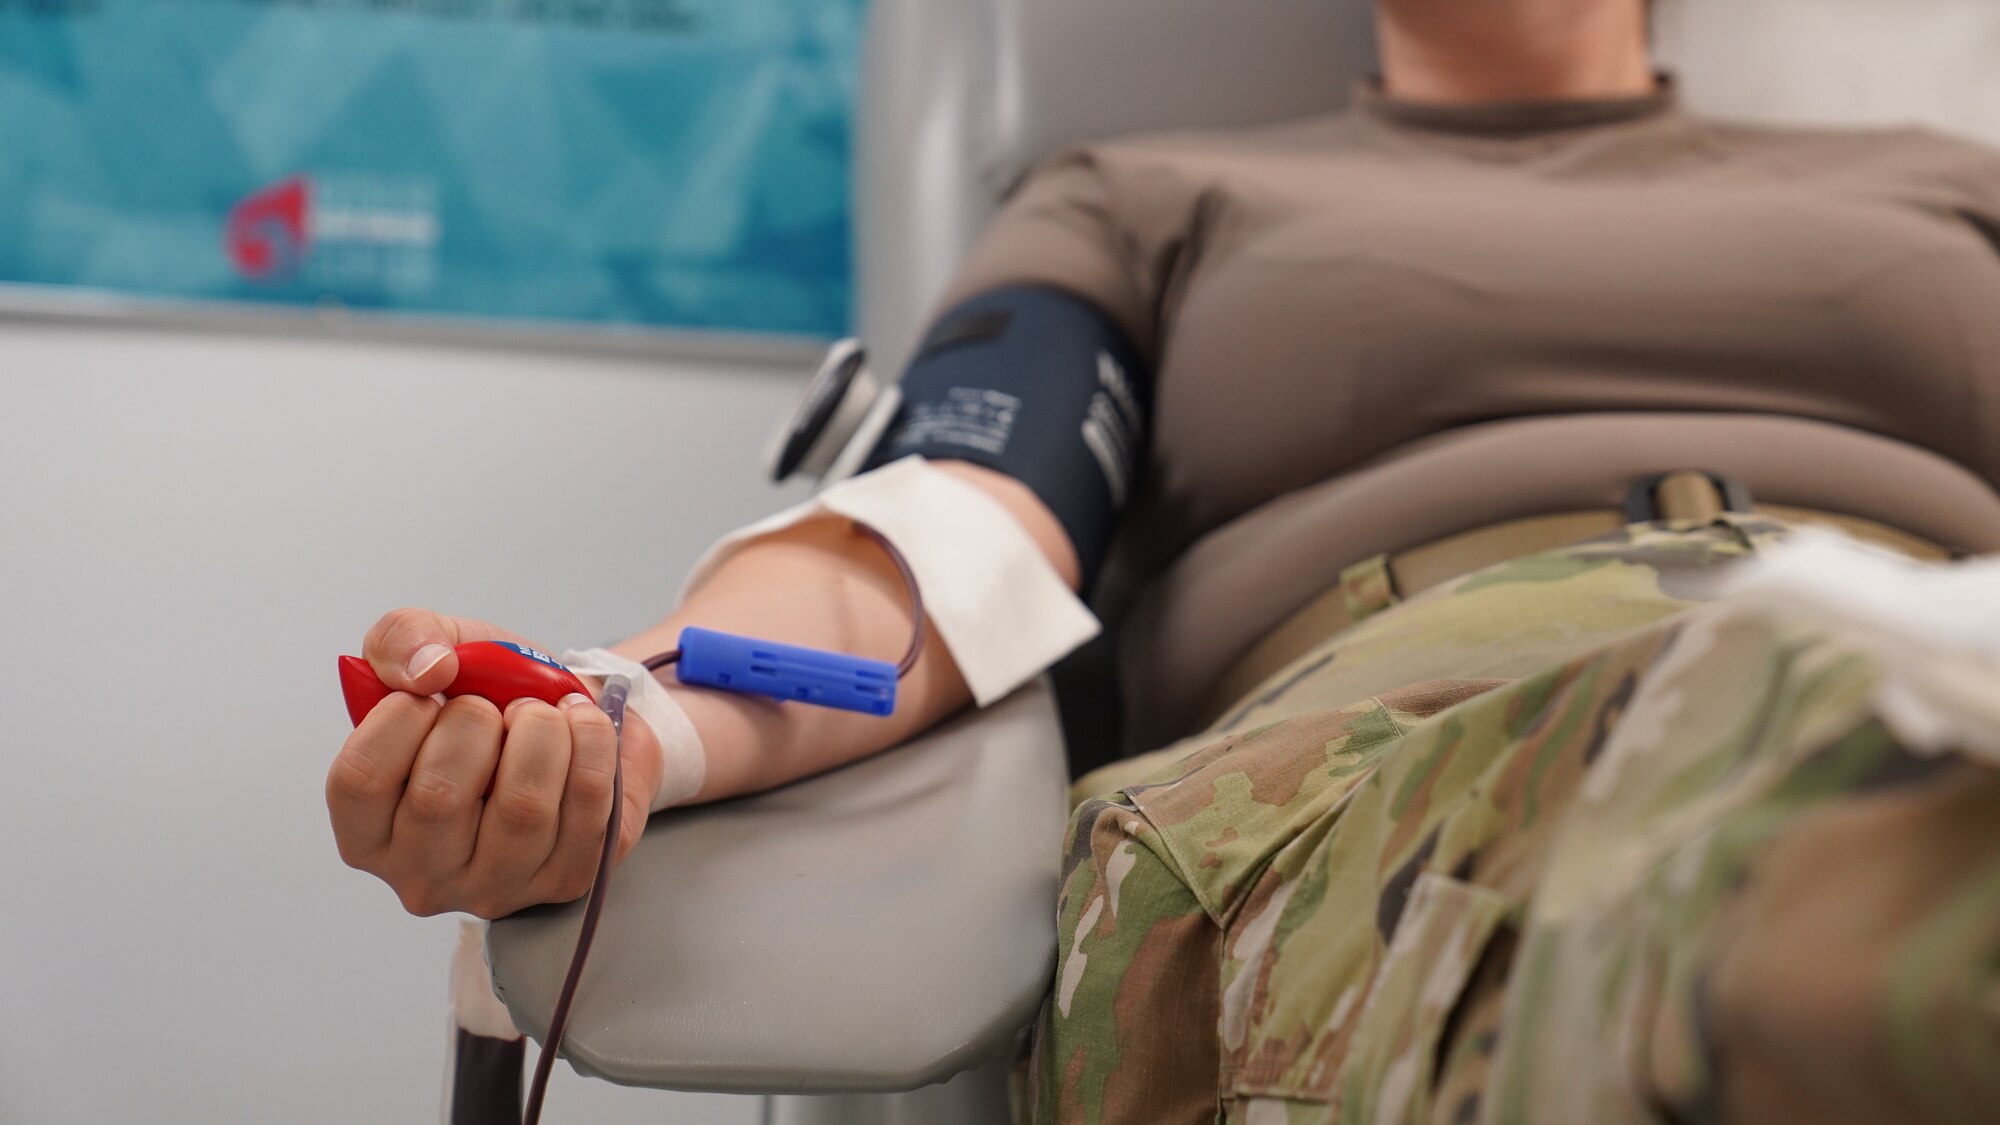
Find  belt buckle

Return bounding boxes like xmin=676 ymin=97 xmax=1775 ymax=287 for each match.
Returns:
xmin=1624 ymin=470 xmax=1754 ymax=523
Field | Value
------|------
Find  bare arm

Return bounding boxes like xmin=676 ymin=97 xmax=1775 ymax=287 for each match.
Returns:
xmin=328 ymin=461 xmax=1078 ymax=918
xmin=613 ymin=461 xmax=1081 ymax=802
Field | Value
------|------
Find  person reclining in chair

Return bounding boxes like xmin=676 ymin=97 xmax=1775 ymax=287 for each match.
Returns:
xmin=328 ymin=0 xmax=2000 ymax=1120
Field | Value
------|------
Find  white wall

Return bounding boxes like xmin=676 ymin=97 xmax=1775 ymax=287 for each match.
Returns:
xmin=0 ymin=317 xmax=811 ymax=1124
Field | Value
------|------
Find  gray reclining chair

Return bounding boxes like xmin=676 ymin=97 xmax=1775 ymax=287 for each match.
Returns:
xmin=489 ymin=0 xmax=2000 ymax=1120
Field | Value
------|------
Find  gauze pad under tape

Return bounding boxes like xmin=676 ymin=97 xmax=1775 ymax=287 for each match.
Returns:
xmin=679 ymin=456 xmax=1101 ymax=706
xmin=559 ymin=648 xmax=706 ymax=812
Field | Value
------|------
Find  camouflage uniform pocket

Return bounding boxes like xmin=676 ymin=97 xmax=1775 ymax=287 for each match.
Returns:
xmin=1224 ymin=872 xmax=1509 ymax=1124
xmin=1332 ymin=874 xmax=1509 ymax=1124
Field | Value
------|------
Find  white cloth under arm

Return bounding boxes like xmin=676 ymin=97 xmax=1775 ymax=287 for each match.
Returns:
xmin=559 ymin=649 xmax=707 ymax=812
xmin=678 ymin=456 xmax=1101 ymax=706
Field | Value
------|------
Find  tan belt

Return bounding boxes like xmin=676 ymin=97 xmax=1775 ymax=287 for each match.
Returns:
xmin=1200 ymin=470 xmax=1952 ymax=725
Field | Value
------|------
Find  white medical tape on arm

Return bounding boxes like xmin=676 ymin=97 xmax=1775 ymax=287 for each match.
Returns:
xmin=559 ymin=648 xmax=707 ymax=812
xmin=678 ymin=455 xmax=1101 ymax=706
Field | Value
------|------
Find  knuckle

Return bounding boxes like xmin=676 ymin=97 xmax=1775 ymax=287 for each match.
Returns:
xmin=508 ymin=701 xmax=564 ymax=738
xmin=397 ymin=884 xmax=446 ymax=918
xmin=567 ymin=703 xmax=611 ymax=734
xmin=326 ymin=751 xmax=393 ymax=806
xmin=465 ymin=891 xmax=523 ymax=921
xmin=566 ymin=760 xmax=614 ymax=810
xmin=354 ymin=690 xmax=438 ymax=735
xmin=402 ymin=773 xmax=469 ymax=825
xmin=365 ymin=607 xmax=426 ymax=654
xmin=555 ymin=869 xmax=597 ymax=903
xmin=569 ymin=725 xmax=616 ymax=769
xmin=443 ymin=695 xmax=504 ymax=737
xmin=489 ymin=786 xmax=556 ymax=835
xmin=540 ymin=863 xmax=596 ymax=904
xmin=333 ymin=836 xmax=375 ymax=871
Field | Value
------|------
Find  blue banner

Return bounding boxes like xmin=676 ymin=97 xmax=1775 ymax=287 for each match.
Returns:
xmin=0 ymin=0 xmax=862 ymax=337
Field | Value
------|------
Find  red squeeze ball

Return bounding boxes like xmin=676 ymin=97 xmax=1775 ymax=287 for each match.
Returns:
xmin=338 ymin=641 xmax=592 ymax=727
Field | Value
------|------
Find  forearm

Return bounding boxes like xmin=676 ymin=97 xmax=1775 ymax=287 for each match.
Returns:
xmin=611 ymin=462 xmax=1080 ymax=803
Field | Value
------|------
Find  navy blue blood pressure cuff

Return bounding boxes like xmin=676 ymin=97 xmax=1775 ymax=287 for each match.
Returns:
xmin=863 ymin=286 xmax=1152 ymax=591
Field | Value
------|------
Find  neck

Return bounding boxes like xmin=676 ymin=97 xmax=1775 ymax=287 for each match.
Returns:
xmin=1376 ymin=1 xmax=1655 ymax=104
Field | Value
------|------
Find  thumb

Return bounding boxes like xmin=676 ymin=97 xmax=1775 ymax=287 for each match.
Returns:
xmin=360 ymin=608 xmax=525 ymax=696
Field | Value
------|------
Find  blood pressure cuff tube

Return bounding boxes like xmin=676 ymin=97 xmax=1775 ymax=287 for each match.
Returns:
xmin=862 ymin=285 xmax=1152 ymax=591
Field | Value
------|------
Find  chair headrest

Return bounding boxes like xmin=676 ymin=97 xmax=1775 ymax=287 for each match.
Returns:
xmin=1657 ymin=0 xmax=2000 ymax=147
xmin=977 ymin=0 xmax=1375 ymax=195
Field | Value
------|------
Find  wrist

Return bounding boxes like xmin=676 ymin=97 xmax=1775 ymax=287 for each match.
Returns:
xmin=558 ymin=648 xmax=708 ymax=811
xmin=657 ymin=677 xmax=789 ymax=803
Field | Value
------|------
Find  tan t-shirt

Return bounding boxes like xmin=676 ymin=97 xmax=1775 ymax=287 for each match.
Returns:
xmin=947 ymin=79 xmax=2000 ymax=547
xmin=940 ymin=80 xmax=2000 ymax=747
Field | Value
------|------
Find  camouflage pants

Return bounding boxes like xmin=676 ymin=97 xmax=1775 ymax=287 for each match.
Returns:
xmin=1029 ymin=518 xmax=2000 ymax=1124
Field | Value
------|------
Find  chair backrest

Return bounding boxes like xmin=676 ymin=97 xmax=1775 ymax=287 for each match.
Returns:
xmin=856 ymin=0 xmax=2000 ymax=378
xmin=855 ymin=0 xmax=1373 ymax=379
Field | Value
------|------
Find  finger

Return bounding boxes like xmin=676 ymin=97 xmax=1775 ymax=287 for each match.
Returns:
xmin=612 ymin=707 xmax=665 ymax=866
xmin=612 ymin=720 xmax=657 ymax=867
xmin=538 ymin=694 xmax=619 ymax=901
xmin=461 ymin=700 xmax=572 ymax=911
xmin=389 ymin=695 xmax=505 ymax=885
xmin=327 ymin=692 xmax=442 ymax=868
xmin=362 ymin=608 xmax=527 ymax=696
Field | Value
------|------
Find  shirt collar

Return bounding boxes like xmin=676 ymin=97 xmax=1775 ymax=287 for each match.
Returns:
xmin=1355 ymin=72 xmax=1678 ymax=137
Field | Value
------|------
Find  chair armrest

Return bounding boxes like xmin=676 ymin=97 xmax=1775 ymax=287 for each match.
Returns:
xmin=486 ymin=679 xmax=1070 ymax=1094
